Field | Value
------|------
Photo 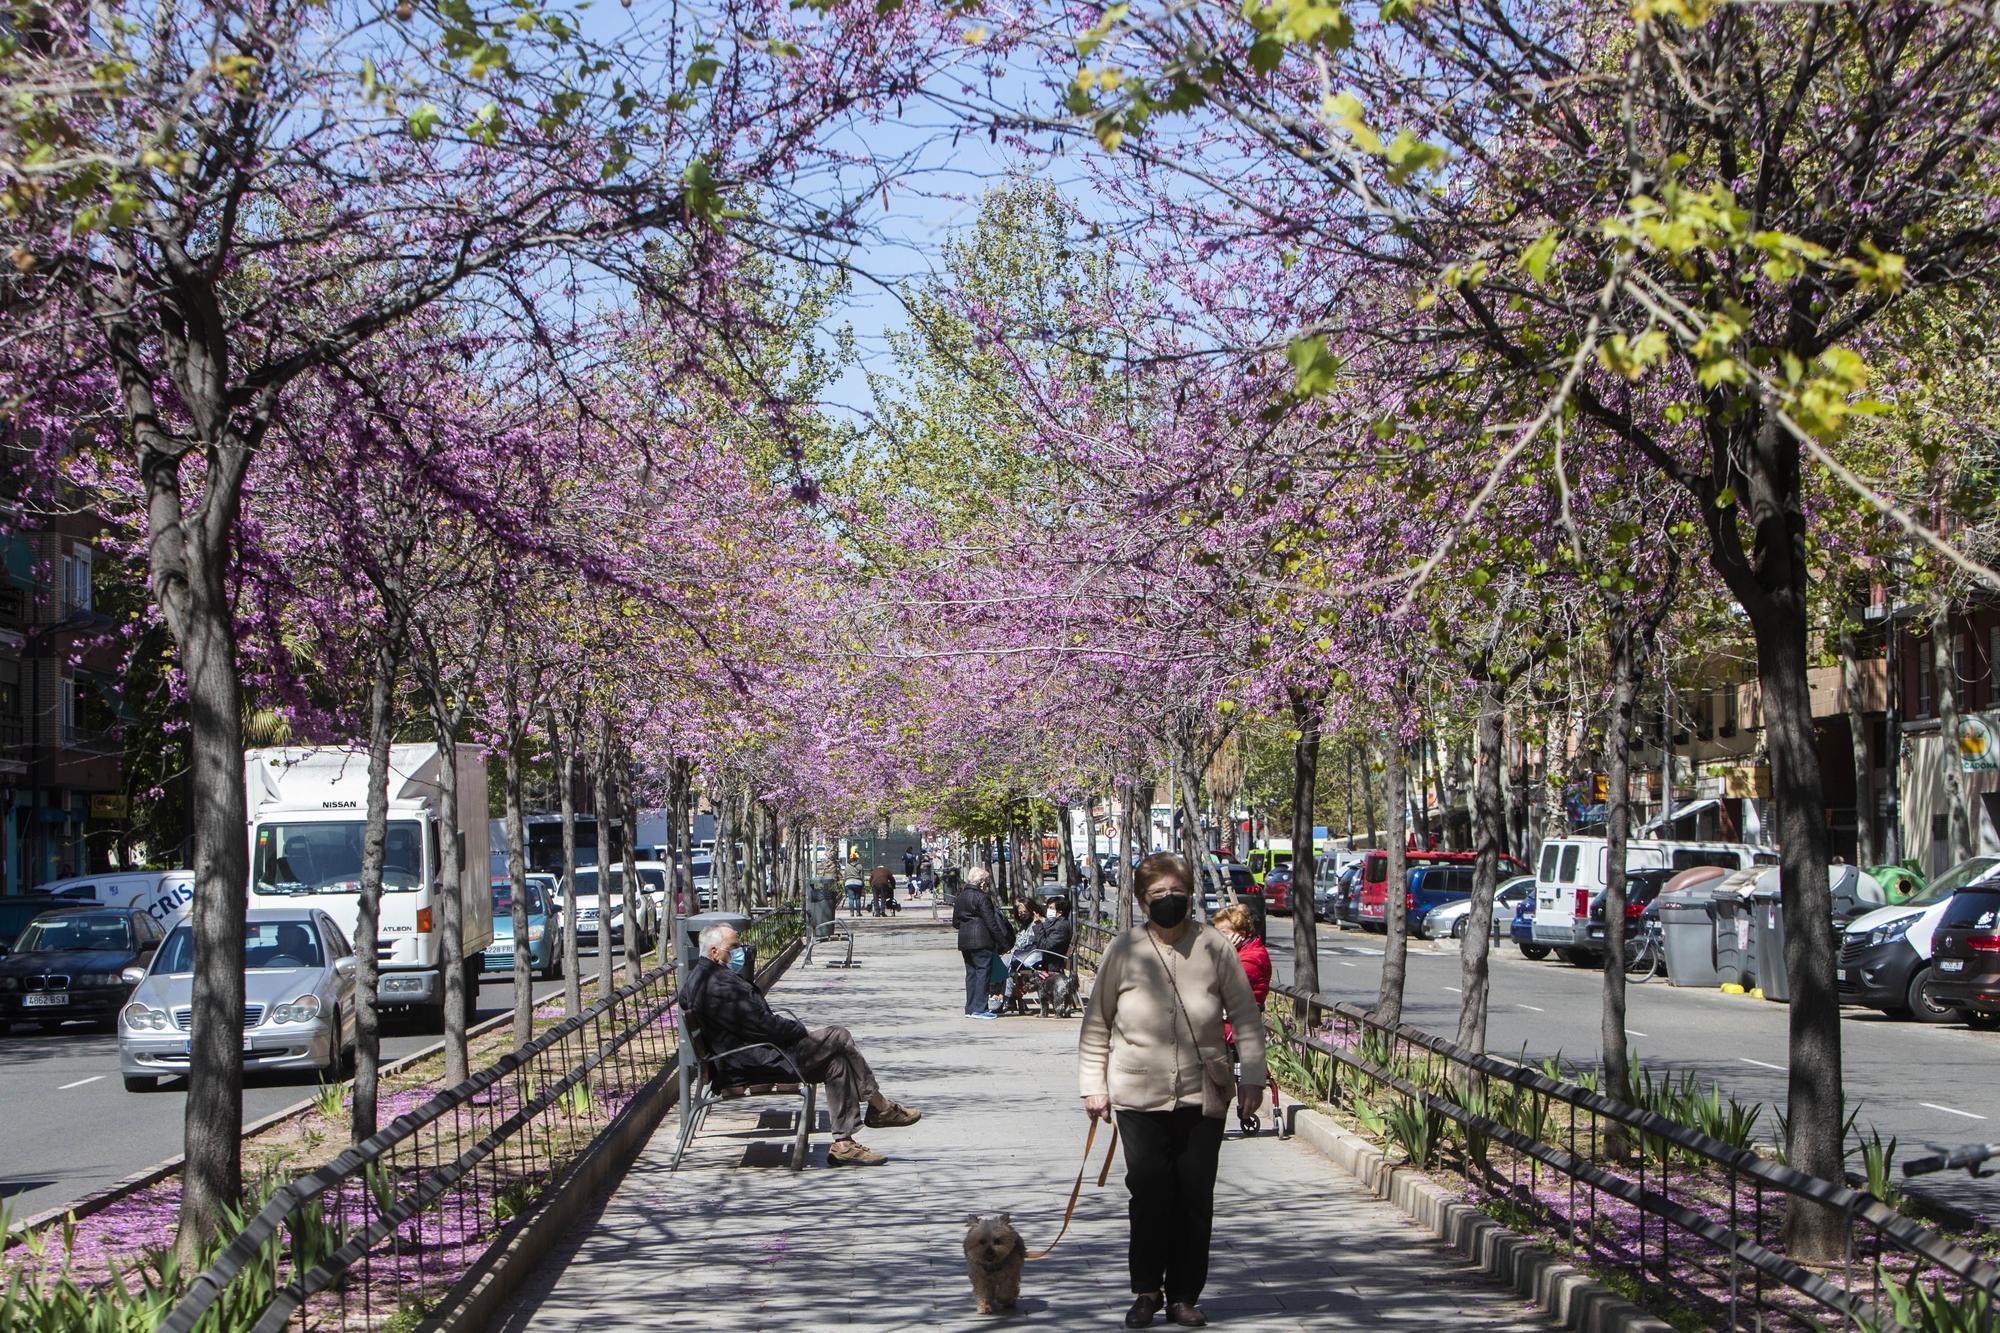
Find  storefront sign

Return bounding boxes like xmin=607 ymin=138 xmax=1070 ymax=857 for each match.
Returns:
xmin=1958 ymin=716 xmax=1998 ymax=772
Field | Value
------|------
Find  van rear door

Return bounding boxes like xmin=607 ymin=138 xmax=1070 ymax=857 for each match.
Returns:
xmin=1535 ymin=842 xmax=1584 ymax=943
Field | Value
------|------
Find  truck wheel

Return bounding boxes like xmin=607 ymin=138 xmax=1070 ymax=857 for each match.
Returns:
xmin=1518 ymin=942 xmax=1551 ymax=960
xmin=1907 ymin=966 xmax=1963 ymax=1024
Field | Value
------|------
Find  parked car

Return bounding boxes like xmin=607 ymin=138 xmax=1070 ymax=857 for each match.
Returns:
xmin=569 ymin=866 xmax=656 ymax=952
xmin=1200 ymin=861 xmax=1258 ymax=914
xmin=1922 ymin=881 xmax=2000 ymax=1030
xmin=1511 ymin=895 xmax=1547 ymax=959
xmin=486 ymin=874 xmax=563 ymax=981
xmin=1398 ymin=865 xmax=1475 ymax=937
xmin=0 ymin=906 xmax=164 ymax=1034
xmin=1576 ymin=868 xmax=1676 ymax=957
xmin=1261 ymin=865 xmax=1298 ymax=916
xmin=0 ymin=894 xmax=89 ymax=957
xmin=1355 ymin=851 xmax=1527 ymax=931
xmin=1422 ymin=875 xmax=1535 ymax=942
xmin=119 ymin=908 xmax=358 ymax=1091
xmin=1838 ymin=856 xmax=2000 ymax=1023
xmin=1327 ymin=861 xmax=1366 ymax=927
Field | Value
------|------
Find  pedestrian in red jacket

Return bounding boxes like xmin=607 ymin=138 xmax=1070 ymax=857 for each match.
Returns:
xmin=1210 ymin=904 xmax=1271 ymax=1041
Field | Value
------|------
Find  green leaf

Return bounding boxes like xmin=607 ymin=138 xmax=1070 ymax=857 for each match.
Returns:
xmin=1286 ymin=334 xmax=1342 ymax=397
xmin=1521 ymin=231 xmax=1558 ymax=283
xmin=686 ymin=56 xmax=719 ymax=87
xmin=406 ymin=102 xmax=443 ymax=141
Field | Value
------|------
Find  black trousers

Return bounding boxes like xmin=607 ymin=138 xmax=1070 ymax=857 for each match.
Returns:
xmin=961 ymin=948 xmax=994 ymax=1014
xmin=1116 ymin=1106 xmax=1224 ymax=1304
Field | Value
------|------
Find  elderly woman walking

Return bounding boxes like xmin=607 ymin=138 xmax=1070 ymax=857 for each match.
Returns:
xmin=1079 ymin=853 xmax=1266 ymax=1329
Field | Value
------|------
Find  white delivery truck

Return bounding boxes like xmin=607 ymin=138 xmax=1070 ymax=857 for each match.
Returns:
xmin=245 ymin=745 xmax=493 ymax=1026
xmin=1531 ymin=836 xmax=1776 ymax=957
xmin=32 ymin=869 xmax=197 ymax=928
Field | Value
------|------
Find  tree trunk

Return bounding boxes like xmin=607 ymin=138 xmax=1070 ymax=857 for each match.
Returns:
xmin=1455 ymin=678 xmax=1506 ymax=1054
xmin=352 ymin=635 xmax=399 ymax=1144
xmin=429 ymin=697 xmax=468 ymax=1089
xmin=1840 ymin=629 xmax=1874 ymax=866
xmin=505 ymin=733 xmax=532 ymax=1048
xmin=672 ymin=757 xmax=695 ymax=922
xmin=1085 ymin=795 xmax=1105 ymax=927
xmin=1376 ymin=734 xmax=1411 ymax=1027
xmin=1601 ymin=615 xmax=1640 ymax=1149
xmin=553 ymin=707 xmax=581 ymax=1017
xmin=1289 ymin=688 xmax=1324 ymax=1012
xmin=618 ymin=764 xmax=642 ymax=983
xmin=1933 ymin=608 xmax=1974 ymax=865
xmin=715 ymin=791 xmax=738 ymax=913
xmin=594 ymin=733 xmax=615 ymax=1002
xmin=170 ymin=554 xmax=251 ymax=1262
xmin=1360 ymin=742 xmax=1377 ymax=845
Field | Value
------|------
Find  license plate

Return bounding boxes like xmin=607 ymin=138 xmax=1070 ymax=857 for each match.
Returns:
xmin=23 ymin=993 xmax=68 ymax=1007
xmin=1940 ymin=959 xmax=1966 ymax=973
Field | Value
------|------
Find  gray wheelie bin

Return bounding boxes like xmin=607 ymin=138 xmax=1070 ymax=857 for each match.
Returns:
xmin=679 ymin=910 xmax=755 ymax=977
xmin=1749 ymin=882 xmax=1788 ymax=1002
xmin=1658 ymin=883 xmax=1722 ymax=987
xmin=1712 ymin=879 xmax=1756 ymax=989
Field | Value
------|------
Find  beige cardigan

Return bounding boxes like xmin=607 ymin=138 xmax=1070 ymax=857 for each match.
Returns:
xmin=1077 ymin=923 xmax=1267 ymax=1115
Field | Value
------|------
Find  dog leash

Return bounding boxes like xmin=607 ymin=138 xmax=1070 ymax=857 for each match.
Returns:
xmin=1026 ymin=1116 xmax=1119 ymax=1260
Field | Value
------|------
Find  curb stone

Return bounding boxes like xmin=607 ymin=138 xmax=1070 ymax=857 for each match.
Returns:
xmin=1290 ymin=1108 xmax=1674 ymax=1333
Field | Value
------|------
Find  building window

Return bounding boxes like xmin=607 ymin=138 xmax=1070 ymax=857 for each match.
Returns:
xmin=1990 ymin=625 xmax=1999 ymax=702
xmin=58 ymin=677 xmax=75 ymax=743
xmin=61 ymin=546 xmax=92 ymax=617
xmin=1722 ymin=681 xmax=1739 ymax=735
xmin=1918 ymin=647 xmax=1935 ymax=718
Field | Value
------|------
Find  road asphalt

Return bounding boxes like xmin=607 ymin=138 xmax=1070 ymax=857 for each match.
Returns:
xmin=0 ymin=971 xmax=566 ymax=1218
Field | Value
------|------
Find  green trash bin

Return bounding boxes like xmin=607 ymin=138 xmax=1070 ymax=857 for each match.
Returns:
xmin=1712 ymin=882 xmax=1757 ymax=989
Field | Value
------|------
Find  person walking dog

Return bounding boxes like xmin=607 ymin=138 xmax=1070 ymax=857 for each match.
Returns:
xmin=952 ymin=866 xmax=1011 ymax=1020
xmin=1078 ymin=853 xmax=1266 ymax=1328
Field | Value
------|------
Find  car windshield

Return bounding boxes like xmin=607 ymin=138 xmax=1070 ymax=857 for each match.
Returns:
xmin=153 ymin=919 xmax=325 ymax=974
xmin=253 ymin=820 xmax=427 ymax=895
xmin=1904 ymin=856 xmax=2000 ymax=908
xmin=492 ymin=881 xmax=547 ymax=915
xmin=15 ymin=914 xmax=133 ymax=954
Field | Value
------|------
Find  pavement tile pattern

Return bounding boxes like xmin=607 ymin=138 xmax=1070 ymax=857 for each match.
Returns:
xmin=494 ymin=914 xmax=1555 ymax=1330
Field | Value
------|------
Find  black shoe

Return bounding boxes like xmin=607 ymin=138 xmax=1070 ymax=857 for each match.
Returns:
xmin=1124 ymin=1293 xmax=1164 ymax=1328
xmin=1165 ymin=1302 xmax=1207 ymax=1327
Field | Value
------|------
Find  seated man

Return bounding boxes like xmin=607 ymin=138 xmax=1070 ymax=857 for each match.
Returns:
xmin=680 ymin=923 xmax=922 ymax=1167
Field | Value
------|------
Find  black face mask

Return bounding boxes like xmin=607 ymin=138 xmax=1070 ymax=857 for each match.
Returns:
xmin=1147 ymin=894 xmax=1191 ymax=928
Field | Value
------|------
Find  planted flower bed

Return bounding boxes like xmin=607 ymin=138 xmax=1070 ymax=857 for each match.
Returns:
xmin=0 ymin=969 xmax=682 ymax=1330
xmin=1265 ymin=1007 xmax=2000 ymax=1333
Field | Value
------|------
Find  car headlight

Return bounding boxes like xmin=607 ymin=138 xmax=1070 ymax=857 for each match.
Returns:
xmin=1860 ymin=915 xmax=1919 ymax=949
xmin=80 ymin=972 xmax=124 ymax=988
xmin=268 ymin=994 xmax=323 ymax=1025
xmin=526 ymin=924 xmax=545 ymax=943
xmin=123 ymin=1003 xmax=171 ymax=1031
xmin=0 ymin=976 xmax=17 ymax=991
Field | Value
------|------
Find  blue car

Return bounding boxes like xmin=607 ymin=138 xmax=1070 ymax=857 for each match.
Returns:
xmin=1512 ymin=896 xmax=1549 ymax=959
xmin=486 ymin=874 xmax=563 ymax=981
xmin=1401 ymin=866 xmax=1476 ymax=937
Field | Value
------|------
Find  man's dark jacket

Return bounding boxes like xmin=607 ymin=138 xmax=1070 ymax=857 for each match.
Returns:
xmin=681 ymin=956 xmax=806 ymax=1087
xmin=1037 ymin=914 xmax=1075 ymax=962
xmin=952 ymin=885 xmax=1010 ymax=952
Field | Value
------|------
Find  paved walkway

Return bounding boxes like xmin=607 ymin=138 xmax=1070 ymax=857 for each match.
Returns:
xmin=494 ymin=917 xmax=1555 ymax=1330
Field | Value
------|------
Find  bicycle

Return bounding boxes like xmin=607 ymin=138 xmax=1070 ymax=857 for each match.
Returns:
xmin=1622 ymin=913 xmax=1665 ymax=982
xmin=1903 ymin=1142 xmax=2000 ymax=1179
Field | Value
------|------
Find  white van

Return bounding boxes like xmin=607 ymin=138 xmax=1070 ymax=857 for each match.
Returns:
xmin=32 ymin=870 xmax=196 ymax=929
xmin=1532 ymin=837 xmax=1774 ymax=953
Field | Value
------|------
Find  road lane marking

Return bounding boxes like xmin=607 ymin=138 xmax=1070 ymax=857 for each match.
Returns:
xmin=1443 ymin=985 xmax=1462 ymax=993
xmin=1920 ymin=1102 xmax=1988 ymax=1121
xmin=1626 ymin=1029 xmax=1648 ymax=1038
xmin=58 ymin=1075 xmax=104 ymax=1090
xmin=1517 ymin=1004 xmax=1544 ymax=1012
xmin=1338 ymin=961 xmax=1357 ymax=968
xmin=1739 ymin=1058 xmax=1787 ymax=1071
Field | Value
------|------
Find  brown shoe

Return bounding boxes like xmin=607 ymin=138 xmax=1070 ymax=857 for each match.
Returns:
xmin=1165 ymin=1301 xmax=1207 ymax=1327
xmin=827 ymin=1139 xmax=888 ymax=1166
xmin=865 ymin=1101 xmax=922 ymax=1128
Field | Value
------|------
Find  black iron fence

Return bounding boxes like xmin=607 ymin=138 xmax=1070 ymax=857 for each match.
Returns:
xmin=1075 ymin=922 xmax=2000 ymax=1331
xmin=160 ymin=914 xmax=805 ymax=1332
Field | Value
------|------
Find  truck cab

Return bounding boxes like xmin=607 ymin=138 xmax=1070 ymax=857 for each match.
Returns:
xmin=247 ymin=745 xmax=493 ymax=1026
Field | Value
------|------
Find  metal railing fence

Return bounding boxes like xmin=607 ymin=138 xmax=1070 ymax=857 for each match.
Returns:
xmin=1074 ymin=923 xmax=1999 ymax=1331
xmin=164 ymin=916 xmax=805 ymax=1332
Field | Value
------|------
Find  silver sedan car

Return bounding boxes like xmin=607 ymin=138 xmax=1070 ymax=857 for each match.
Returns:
xmin=119 ymin=907 xmax=358 ymax=1092
xmin=1421 ymin=875 xmax=1535 ymax=942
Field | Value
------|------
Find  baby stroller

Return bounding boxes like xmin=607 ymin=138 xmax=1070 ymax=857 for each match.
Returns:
xmin=1228 ymin=1038 xmax=1282 ymax=1135
xmin=1000 ymin=951 xmax=1081 ymax=1018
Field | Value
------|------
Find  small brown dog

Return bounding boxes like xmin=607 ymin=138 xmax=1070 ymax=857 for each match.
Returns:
xmin=962 ymin=1213 xmax=1025 ymax=1314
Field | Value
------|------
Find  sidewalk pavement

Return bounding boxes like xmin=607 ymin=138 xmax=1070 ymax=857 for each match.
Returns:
xmin=493 ymin=917 xmax=1555 ymax=1330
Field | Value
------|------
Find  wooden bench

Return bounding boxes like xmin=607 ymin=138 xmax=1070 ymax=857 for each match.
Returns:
xmin=670 ymin=1009 xmax=817 ymax=1171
